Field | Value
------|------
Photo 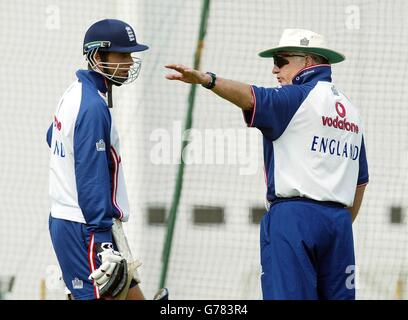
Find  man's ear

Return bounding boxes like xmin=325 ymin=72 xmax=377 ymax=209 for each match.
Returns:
xmin=304 ymin=55 xmax=314 ymax=67
xmin=94 ymin=52 xmax=102 ymax=63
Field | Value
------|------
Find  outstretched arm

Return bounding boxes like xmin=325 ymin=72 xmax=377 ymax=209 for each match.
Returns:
xmin=165 ymin=64 xmax=254 ymax=110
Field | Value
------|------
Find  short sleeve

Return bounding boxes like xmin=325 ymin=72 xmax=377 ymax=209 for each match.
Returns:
xmin=357 ymin=135 xmax=369 ymax=186
xmin=242 ymin=85 xmax=308 ymax=140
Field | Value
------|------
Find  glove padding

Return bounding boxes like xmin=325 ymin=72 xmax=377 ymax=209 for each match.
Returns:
xmin=89 ymin=242 xmax=128 ymax=298
xmin=99 ymin=259 xmax=128 ymax=298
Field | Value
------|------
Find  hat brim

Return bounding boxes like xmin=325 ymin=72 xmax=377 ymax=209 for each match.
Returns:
xmin=101 ymin=43 xmax=149 ymax=53
xmin=258 ymin=46 xmax=345 ymax=64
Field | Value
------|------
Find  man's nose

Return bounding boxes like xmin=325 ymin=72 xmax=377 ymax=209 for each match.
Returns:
xmin=272 ymin=65 xmax=279 ymax=74
xmin=124 ymin=55 xmax=134 ymax=66
xmin=126 ymin=59 xmax=134 ymax=67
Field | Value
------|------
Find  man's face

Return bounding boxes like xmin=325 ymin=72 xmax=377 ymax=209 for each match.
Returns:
xmin=102 ymin=52 xmax=134 ymax=80
xmin=272 ymin=52 xmax=307 ymax=85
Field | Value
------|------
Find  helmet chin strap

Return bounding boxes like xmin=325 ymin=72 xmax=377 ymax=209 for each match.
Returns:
xmin=105 ymin=71 xmax=127 ymax=109
xmin=108 ymin=82 xmax=113 ymax=109
xmin=104 ymin=78 xmax=113 ymax=109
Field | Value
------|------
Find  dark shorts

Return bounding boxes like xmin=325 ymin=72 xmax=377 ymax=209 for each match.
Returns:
xmin=49 ymin=215 xmax=137 ymax=300
xmin=260 ymin=199 xmax=355 ymax=300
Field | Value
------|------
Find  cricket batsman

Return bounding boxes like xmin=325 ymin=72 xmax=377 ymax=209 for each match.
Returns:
xmin=46 ymin=19 xmax=167 ymax=300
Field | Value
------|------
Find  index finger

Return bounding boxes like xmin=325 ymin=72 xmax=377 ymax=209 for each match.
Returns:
xmin=165 ymin=64 xmax=187 ymax=72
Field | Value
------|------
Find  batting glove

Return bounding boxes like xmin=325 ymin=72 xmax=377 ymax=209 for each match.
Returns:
xmin=88 ymin=242 xmax=124 ymax=287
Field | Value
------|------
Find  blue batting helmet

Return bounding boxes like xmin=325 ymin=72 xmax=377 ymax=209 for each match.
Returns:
xmin=83 ymin=19 xmax=149 ymax=54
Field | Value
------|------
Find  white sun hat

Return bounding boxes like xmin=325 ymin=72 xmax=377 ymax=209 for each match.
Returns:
xmin=258 ymin=28 xmax=345 ymax=64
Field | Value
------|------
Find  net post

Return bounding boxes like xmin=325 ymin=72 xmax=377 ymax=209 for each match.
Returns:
xmin=159 ymin=0 xmax=212 ymax=289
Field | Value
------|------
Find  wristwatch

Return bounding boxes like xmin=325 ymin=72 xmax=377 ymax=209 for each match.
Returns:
xmin=202 ymin=72 xmax=217 ymax=89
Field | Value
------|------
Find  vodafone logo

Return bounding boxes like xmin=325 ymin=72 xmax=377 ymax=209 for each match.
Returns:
xmin=54 ymin=115 xmax=62 ymax=131
xmin=321 ymin=102 xmax=359 ymax=134
xmin=335 ymin=102 xmax=346 ymax=118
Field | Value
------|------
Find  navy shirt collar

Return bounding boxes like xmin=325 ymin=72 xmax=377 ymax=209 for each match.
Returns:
xmin=76 ymin=69 xmax=108 ymax=94
xmin=292 ymin=64 xmax=332 ymax=85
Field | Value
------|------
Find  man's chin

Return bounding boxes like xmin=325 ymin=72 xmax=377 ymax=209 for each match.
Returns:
xmin=111 ymin=77 xmax=127 ymax=86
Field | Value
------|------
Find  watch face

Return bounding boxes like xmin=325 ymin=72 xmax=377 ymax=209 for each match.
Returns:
xmin=203 ymin=72 xmax=216 ymax=89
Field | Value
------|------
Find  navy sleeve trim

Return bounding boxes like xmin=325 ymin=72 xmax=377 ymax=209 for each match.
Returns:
xmin=46 ymin=123 xmax=53 ymax=148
